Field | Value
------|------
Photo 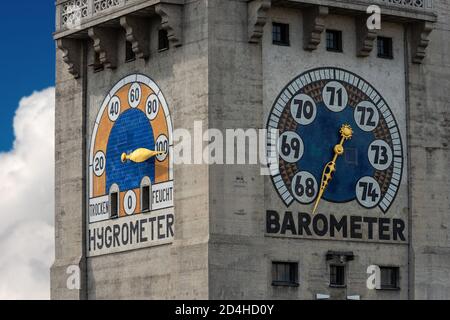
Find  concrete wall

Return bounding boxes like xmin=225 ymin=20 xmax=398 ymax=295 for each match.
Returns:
xmin=208 ymin=0 xmax=412 ymax=300
xmin=208 ymin=0 xmax=268 ymax=299
xmin=51 ymin=45 xmax=88 ymax=300
xmin=52 ymin=0 xmax=450 ymax=300
xmin=53 ymin=0 xmax=211 ymax=299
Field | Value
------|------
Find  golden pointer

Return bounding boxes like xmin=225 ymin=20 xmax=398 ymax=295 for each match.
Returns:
xmin=312 ymin=124 xmax=353 ymax=215
xmin=121 ymin=148 xmax=164 ymax=163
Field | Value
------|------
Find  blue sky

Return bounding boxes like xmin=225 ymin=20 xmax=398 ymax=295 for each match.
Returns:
xmin=0 ymin=2 xmax=55 ymax=152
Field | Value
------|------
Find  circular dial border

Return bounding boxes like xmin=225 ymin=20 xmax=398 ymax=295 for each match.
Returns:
xmin=266 ymin=67 xmax=403 ymax=213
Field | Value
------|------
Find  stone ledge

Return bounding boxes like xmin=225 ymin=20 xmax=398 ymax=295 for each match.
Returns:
xmin=55 ymin=0 xmax=184 ymax=38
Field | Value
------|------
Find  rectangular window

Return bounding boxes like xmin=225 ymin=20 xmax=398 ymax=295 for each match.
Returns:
xmin=330 ymin=265 xmax=346 ymax=287
xmin=326 ymin=30 xmax=343 ymax=52
xmin=158 ymin=29 xmax=169 ymax=51
xmin=272 ymin=23 xmax=290 ymax=46
xmin=110 ymin=192 xmax=119 ymax=218
xmin=272 ymin=262 xmax=299 ymax=287
xmin=377 ymin=37 xmax=393 ymax=59
xmin=142 ymin=186 xmax=150 ymax=212
xmin=380 ymin=267 xmax=400 ymax=290
xmin=125 ymin=40 xmax=136 ymax=62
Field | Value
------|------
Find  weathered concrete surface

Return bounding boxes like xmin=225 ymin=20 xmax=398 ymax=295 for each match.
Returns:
xmin=408 ymin=0 xmax=450 ymax=300
xmin=52 ymin=0 xmax=450 ymax=300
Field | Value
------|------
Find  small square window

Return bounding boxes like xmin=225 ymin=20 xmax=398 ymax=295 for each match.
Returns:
xmin=377 ymin=37 xmax=393 ymax=59
xmin=330 ymin=265 xmax=346 ymax=287
xmin=126 ymin=40 xmax=136 ymax=62
xmin=158 ymin=29 xmax=169 ymax=51
xmin=110 ymin=192 xmax=119 ymax=218
xmin=272 ymin=23 xmax=290 ymax=46
xmin=142 ymin=185 xmax=150 ymax=212
xmin=272 ymin=262 xmax=299 ymax=287
xmin=380 ymin=267 xmax=400 ymax=290
xmin=326 ymin=30 xmax=342 ymax=52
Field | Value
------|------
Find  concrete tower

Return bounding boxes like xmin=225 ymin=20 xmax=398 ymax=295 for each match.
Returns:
xmin=52 ymin=0 xmax=450 ymax=300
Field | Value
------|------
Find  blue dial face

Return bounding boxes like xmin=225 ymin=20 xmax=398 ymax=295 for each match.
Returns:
xmin=267 ymin=68 xmax=403 ymax=213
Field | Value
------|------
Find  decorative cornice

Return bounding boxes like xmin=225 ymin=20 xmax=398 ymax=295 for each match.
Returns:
xmin=411 ymin=21 xmax=434 ymax=64
xmin=303 ymin=6 xmax=329 ymax=51
xmin=155 ymin=3 xmax=183 ymax=48
xmin=248 ymin=0 xmax=271 ymax=44
xmin=120 ymin=16 xmax=151 ymax=60
xmin=57 ymin=38 xmax=83 ymax=79
xmin=356 ymin=17 xmax=377 ymax=57
xmin=88 ymin=26 xmax=118 ymax=69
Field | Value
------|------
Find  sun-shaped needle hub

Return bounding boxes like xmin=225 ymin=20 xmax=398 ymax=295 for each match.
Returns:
xmin=340 ymin=124 xmax=353 ymax=140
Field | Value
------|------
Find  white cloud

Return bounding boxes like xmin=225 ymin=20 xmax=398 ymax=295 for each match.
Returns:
xmin=0 ymin=88 xmax=55 ymax=300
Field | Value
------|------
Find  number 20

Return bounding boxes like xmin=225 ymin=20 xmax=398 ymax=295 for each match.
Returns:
xmin=368 ymin=140 xmax=393 ymax=171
